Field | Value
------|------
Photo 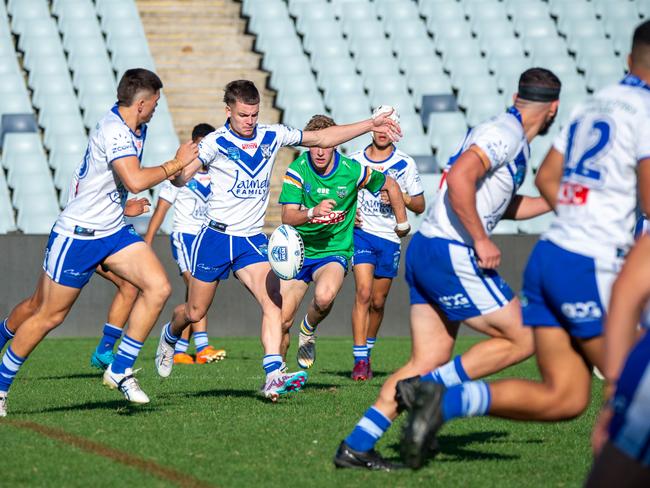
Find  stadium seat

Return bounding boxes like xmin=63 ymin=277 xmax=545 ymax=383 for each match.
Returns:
xmin=466 ymin=95 xmax=505 ymax=127
xmin=506 ymin=0 xmax=550 ymax=21
xmin=47 ymin=134 xmax=88 ymax=158
xmin=457 ymin=78 xmax=500 ymax=108
xmin=447 ymin=58 xmax=491 ymax=89
xmin=531 ymin=54 xmax=578 ymax=78
xmin=524 ymin=37 xmax=568 ymax=58
xmin=483 ymin=37 xmax=524 ymax=59
xmin=0 ymin=177 xmax=16 ymax=233
xmin=465 ymin=0 xmax=508 ymax=21
xmin=12 ymin=176 xmax=58 ymax=210
xmin=350 ymin=37 xmax=393 ymax=59
xmin=440 ymin=39 xmax=482 ymax=65
xmin=53 ymin=0 xmax=96 ymax=19
xmin=17 ymin=204 xmax=61 ymax=234
xmin=305 ymin=37 xmax=349 ymax=59
xmin=428 ymin=111 xmax=467 ymax=152
xmin=514 ymin=17 xmax=558 ymax=39
xmin=420 ymin=0 xmax=464 ymax=22
xmin=315 ymin=58 xmax=357 ymax=84
xmin=399 ymin=134 xmax=432 ymax=156
xmin=329 ymin=95 xmax=372 ymax=118
xmin=49 ymin=146 xmax=84 ymax=173
xmin=594 ymin=0 xmax=641 ymax=22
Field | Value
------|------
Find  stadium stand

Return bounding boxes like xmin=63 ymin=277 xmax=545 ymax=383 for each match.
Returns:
xmin=0 ymin=0 xmax=646 ymax=236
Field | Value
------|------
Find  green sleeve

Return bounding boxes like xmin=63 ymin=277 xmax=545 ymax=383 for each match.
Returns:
xmin=278 ymin=162 xmax=305 ymax=205
xmin=362 ymin=167 xmax=386 ymax=195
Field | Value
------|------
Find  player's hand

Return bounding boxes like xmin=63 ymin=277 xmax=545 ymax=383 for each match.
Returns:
xmin=474 ymin=237 xmax=501 ymax=269
xmin=355 ymin=208 xmax=363 ymax=227
xmin=394 ymin=221 xmax=410 ymax=237
xmin=313 ymin=199 xmax=336 ymax=218
xmin=591 ymin=405 xmax=614 ymax=456
xmin=175 ymin=141 xmax=199 ymax=165
xmin=124 ymin=197 xmax=150 ymax=217
xmin=372 ymin=109 xmax=402 ymax=142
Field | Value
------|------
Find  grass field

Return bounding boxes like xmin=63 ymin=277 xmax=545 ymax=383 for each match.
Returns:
xmin=0 ymin=336 xmax=601 ymax=487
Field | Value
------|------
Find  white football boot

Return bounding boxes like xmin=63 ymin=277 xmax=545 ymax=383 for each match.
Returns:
xmin=155 ymin=327 xmax=175 ymax=378
xmin=103 ymin=365 xmax=150 ymax=404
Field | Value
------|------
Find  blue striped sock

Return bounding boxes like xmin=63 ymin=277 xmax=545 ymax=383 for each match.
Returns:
xmin=366 ymin=337 xmax=376 ymax=357
xmin=96 ymin=323 xmax=122 ymax=354
xmin=175 ymin=338 xmax=190 ymax=354
xmin=111 ymin=335 xmax=143 ymax=374
xmin=353 ymin=345 xmax=368 ymax=364
xmin=300 ymin=316 xmax=315 ymax=336
xmin=0 ymin=318 xmax=15 ymax=352
xmin=345 ymin=406 xmax=391 ymax=452
xmin=0 ymin=346 xmax=26 ymax=393
xmin=442 ymin=381 xmax=492 ymax=421
xmin=163 ymin=322 xmax=180 ymax=346
xmin=263 ymin=354 xmax=282 ymax=375
xmin=194 ymin=332 xmax=209 ymax=352
xmin=421 ymin=356 xmax=470 ymax=386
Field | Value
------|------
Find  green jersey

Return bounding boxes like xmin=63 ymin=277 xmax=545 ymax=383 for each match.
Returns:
xmin=279 ymin=151 xmax=385 ymax=259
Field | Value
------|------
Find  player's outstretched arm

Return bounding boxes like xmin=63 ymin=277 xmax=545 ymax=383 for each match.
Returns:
xmin=502 ymin=195 xmax=551 ymax=220
xmin=535 ymin=147 xmax=564 ymax=210
xmin=143 ymin=198 xmax=172 ymax=245
xmin=300 ymin=111 xmax=401 ymax=148
xmin=113 ymin=141 xmax=198 ymax=193
xmin=381 ymin=176 xmax=410 ymax=237
xmin=281 ymin=199 xmax=336 ymax=226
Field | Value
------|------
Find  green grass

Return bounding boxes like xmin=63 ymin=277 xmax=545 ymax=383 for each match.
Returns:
xmin=0 ymin=337 xmax=601 ymax=488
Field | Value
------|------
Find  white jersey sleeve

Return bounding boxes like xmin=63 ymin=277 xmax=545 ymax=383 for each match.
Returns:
xmin=403 ymin=156 xmax=424 ymax=196
xmin=275 ymin=124 xmax=303 ymax=147
xmin=197 ymin=132 xmax=219 ymax=167
xmin=635 ymin=108 xmax=650 ymax=160
xmin=472 ymin=123 xmax=522 ymax=170
xmin=158 ymin=180 xmax=179 ymax=205
xmin=105 ymin=122 xmax=138 ymax=164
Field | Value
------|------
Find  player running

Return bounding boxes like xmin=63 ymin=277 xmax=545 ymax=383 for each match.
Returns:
xmin=349 ymin=106 xmax=425 ymax=381
xmin=0 ymin=69 xmax=198 ymax=416
xmin=277 ymin=114 xmax=410 ymax=370
xmin=153 ymin=80 xmax=401 ymax=402
xmin=335 ymin=67 xmax=561 ymax=469
xmin=401 ymin=23 xmax=650 ymax=469
xmin=586 ymin=233 xmax=650 ymax=487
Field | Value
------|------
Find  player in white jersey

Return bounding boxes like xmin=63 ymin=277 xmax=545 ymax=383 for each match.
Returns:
xmin=153 ymin=80 xmax=401 ymax=402
xmin=336 ymin=68 xmax=561 ymax=470
xmin=587 ymin=233 xmax=650 ymax=487
xmin=401 ymin=23 xmax=650 ymax=469
xmin=349 ymin=107 xmax=425 ymax=381
xmin=0 ymin=69 xmax=199 ymax=417
xmin=143 ymin=123 xmax=226 ymax=365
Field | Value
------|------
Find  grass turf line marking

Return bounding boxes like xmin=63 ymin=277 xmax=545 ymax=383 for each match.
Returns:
xmin=4 ymin=420 xmax=216 ymax=488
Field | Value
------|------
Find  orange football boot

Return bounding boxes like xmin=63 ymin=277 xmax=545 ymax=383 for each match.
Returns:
xmin=195 ymin=345 xmax=227 ymax=364
xmin=173 ymin=352 xmax=195 ymax=364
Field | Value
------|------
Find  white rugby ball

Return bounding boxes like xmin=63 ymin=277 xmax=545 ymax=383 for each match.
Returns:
xmin=268 ymin=224 xmax=305 ymax=280
xmin=372 ymin=105 xmax=400 ymax=125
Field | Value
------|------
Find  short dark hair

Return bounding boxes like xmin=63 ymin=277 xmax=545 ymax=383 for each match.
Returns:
xmin=191 ymin=123 xmax=215 ymax=142
xmin=117 ymin=68 xmax=163 ymax=106
xmin=223 ymin=80 xmax=260 ymax=106
xmin=304 ymin=114 xmax=336 ymax=131
xmin=632 ymin=20 xmax=650 ymax=68
xmin=518 ymin=67 xmax=561 ymax=102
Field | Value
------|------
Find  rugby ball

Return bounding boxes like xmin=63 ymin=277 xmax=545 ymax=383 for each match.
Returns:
xmin=372 ymin=105 xmax=400 ymax=125
xmin=268 ymin=224 xmax=305 ymax=280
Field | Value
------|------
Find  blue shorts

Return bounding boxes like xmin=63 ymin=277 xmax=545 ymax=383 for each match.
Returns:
xmin=42 ymin=225 xmax=142 ymax=288
xmin=352 ymin=228 xmax=401 ymax=278
xmin=608 ymin=332 xmax=650 ymax=467
xmin=190 ymin=226 xmax=268 ymax=282
xmin=405 ymin=232 xmax=514 ymax=321
xmin=521 ymin=240 xmax=620 ymax=338
xmin=170 ymin=232 xmax=196 ymax=274
xmin=295 ymin=255 xmax=348 ymax=283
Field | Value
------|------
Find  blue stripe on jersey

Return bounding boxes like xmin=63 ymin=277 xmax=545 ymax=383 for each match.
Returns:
xmin=216 ymin=131 xmax=278 ymax=178
xmin=186 ymin=179 xmax=211 ymax=201
xmin=388 ymin=159 xmax=408 ymax=174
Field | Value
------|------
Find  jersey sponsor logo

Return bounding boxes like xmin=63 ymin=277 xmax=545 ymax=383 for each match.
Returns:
xmin=310 ymin=210 xmax=347 ymax=225
xmin=317 ymin=188 xmax=330 ymax=195
xmin=558 ymin=182 xmax=590 ymax=205
xmin=228 ymin=170 xmax=269 ymax=199
xmin=359 ymin=196 xmax=392 ymax=217
xmin=241 ymin=142 xmax=258 ymax=150
xmin=271 ymin=245 xmax=288 ymax=262
xmin=561 ymin=301 xmax=603 ymax=322
xmin=63 ymin=269 xmax=92 ymax=278
xmin=439 ymin=293 xmax=471 ymax=309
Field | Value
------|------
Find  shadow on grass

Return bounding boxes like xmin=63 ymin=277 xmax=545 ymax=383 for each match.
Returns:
xmin=26 ymin=399 xmax=160 ymax=416
xmin=388 ymin=430 xmax=524 ymax=463
xmin=322 ymin=370 xmax=389 ymax=380
xmin=32 ymin=372 xmax=99 ymax=381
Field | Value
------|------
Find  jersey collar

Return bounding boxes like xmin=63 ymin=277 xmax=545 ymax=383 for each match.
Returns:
xmin=225 ymin=119 xmax=257 ymax=140
xmin=506 ymin=106 xmax=524 ymax=127
xmin=111 ymin=103 xmax=146 ymax=138
xmin=620 ymin=74 xmax=650 ymax=92
xmin=307 ymin=150 xmax=340 ymax=178
xmin=363 ymin=144 xmax=395 ymax=163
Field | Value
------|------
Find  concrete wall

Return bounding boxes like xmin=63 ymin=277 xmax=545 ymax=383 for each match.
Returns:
xmin=0 ymin=234 xmax=539 ymax=338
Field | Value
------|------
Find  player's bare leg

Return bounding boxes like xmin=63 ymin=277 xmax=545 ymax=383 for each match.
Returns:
xmin=351 ymin=264 xmax=377 ymax=379
xmin=297 ymin=263 xmax=345 ymax=369
xmin=0 ymin=273 xmax=46 ymax=352
xmin=280 ymin=278 xmax=309 ymax=358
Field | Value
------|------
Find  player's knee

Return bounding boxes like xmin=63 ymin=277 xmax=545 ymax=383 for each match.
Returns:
xmin=511 ymin=328 xmax=535 ymax=361
xmin=355 ymin=286 xmax=372 ymax=306
xmin=370 ymin=295 xmax=387 ymax=314
xmin=185 ymin=305 xmax=206 ymax=324
xmin=281 ymin=315 xmax=294 ymax=333
xmin=120 ymin=282 xmax=140 ymax=302
xmin=314 ymin=289 xmax=336 ymax=312
xmin=38 ymin=311 xmax=66 ymax=332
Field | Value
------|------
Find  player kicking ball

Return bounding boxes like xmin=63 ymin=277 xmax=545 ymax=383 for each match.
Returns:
xmin=401 ymin=22 xmax=650 ymax=469
xmin=277 ymin=115 xmax=410 ymax=370
xmin=335 ymin=68 xmax=560 ymax=469
xmin=349 ymin=106 xmax=425 ymax=381
xmin=0 ymin=69 xmax=199 ymax=416
xmin=153 ymin=81 xmax=401 ymax=402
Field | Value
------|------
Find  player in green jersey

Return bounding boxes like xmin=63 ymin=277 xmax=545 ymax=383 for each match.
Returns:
xmin=278 ymin=115 xmax=411 ymax=369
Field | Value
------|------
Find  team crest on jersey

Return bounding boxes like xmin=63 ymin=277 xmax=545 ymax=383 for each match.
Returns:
xmin=227 ymin=147 xmax=241 ymax=161
xmin=260 ymin=144 xmax=272 ymax=159
xmin=304 ymin=183 xmax=311 ymax=193
xmin=336 ymin=186 xmax=348 ymax=199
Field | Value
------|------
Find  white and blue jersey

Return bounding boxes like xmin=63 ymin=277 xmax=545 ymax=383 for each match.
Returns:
xmin=158 ymin=171 xmax=211 ymax=274
xmin=522 ymin=75 xmax=650 ymax=336
xmin=43 ymin=105 xmax=146 ymax=288
xmin=197 ymin=120 xmax=302 ymax=236
xmin=350 ymin=146 xmax=422 ymax=278
xmin=55 ymin=104 xmax=146 ymax=239
xmin=405 ymin=107 xmax=527 ymax=319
